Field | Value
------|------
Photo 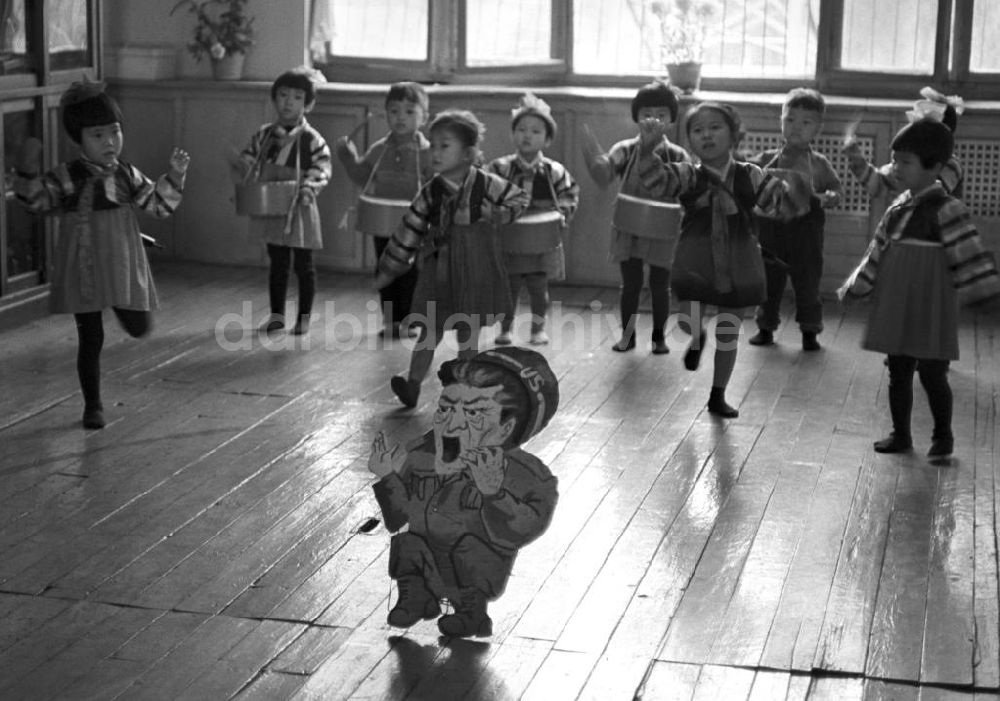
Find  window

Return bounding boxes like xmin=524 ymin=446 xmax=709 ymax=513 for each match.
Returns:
xmin=310 ymin=1 xmax=1000 ymax=98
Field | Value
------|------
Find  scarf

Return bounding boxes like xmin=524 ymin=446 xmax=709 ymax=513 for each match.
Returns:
xmin=693 ymin=163 xmax=741 ymax=294
xmin=75 ymin=157 xmax=121 ymax=299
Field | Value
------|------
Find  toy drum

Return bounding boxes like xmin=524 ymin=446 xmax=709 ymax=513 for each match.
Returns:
xmin=612 ymin=193 xmax=682 ymax=241
xmin=501 ymin=210 xmax=563 ymax=254
xmin=356 ymin=194 xmax=411 ymax=237
xmin=235 ymin=181 xmax=298 ymax=217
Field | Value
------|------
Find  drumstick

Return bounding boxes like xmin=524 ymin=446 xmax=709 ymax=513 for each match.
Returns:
xmin=843 ymin=113 xmax=863 ymax=147
xmin=347 ymin=109 xmax=380 ymax=144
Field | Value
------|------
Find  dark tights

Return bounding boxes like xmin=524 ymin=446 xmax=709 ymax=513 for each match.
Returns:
xmin=267 ymin=244 xmax=315 ymax=318
xmin=619 ymin=258 xmax=670 ymax=343
xmin=74 ymin=309 xmax=152 ymax=404
xmin=886 ymin=355 xmax=953 ymax=441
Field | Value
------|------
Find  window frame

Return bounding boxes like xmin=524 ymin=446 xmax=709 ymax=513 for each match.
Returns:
xmin=313 ymin=0 xmax=1000 ymax=100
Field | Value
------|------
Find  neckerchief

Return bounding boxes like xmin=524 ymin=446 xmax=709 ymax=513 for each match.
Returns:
xmin=75 ymin=156 xmax=121 ymax=299
xmin=265 ymin=119 xmax=307 ymax=162
xmin=695 ymin=159 xmax=740 ymax=294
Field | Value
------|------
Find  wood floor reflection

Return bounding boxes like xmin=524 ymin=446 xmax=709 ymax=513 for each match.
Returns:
xmin=1 ymin=261 xmax=998 ymax=700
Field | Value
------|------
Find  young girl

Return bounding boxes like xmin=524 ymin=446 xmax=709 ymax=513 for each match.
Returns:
xmin=581 ymin=80 xmax=691 ymax=354
xmin=14 ymin=81 xmax=189 ymax=429
xmin=375 ymin=109 xmax=530 ymax=408
xmin=843 ymin=86 xmax=965 ymax=199
xmin=234 ymin=67 xmax=332 ymax=336
xmin=838 ymin=118 xmax=1000 ymax=457
xmin=336 ymin=81 xmax=431 ymax=338
xmin=488 ymin=93 xmax=579 ymax=346
xmin=636 ymin=101 xmax=792 ymax=418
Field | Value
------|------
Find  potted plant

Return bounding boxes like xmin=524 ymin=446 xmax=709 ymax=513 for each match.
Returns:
xmin=170 ymin=0 xmax=255 ymax=80
xmin=650 ymin=0 xmax=716 ymax=93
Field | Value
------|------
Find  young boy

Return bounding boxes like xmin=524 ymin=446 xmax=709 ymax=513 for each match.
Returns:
xmin=488 ymin=93 xmax=579 ymax=346
xmin=234 ymin=67 xmax=332 ymax=336
xmin=336 ymin=82 xmax=431 ymax=338
xmin=748 ymin=87 xmax=842 ymax=351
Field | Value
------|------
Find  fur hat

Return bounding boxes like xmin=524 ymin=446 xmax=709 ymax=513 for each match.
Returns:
xmin=631 ymin=79 xmax=680 ymax=123
xmin=60 ymin=80 xmax=123 ymax=143
xmin=511 ymin=93 xmax=557 ymax=139
xmin=891 ymin=117 xmax=954 ymax=166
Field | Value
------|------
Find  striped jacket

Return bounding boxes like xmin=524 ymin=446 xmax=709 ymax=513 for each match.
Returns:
xmin=841 ymin=183 xmax=999 ymax=305
xmin=378 ymin=166 xmax=529 ymax=279
xmin=485 ymin=153 xmax=579 ymax=219
xmin=239 ymin=119 xmax=331 ymax=196
xmin=16 ymin=157 xmax=183 ymax=217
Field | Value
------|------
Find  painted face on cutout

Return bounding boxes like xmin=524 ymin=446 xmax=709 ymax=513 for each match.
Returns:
xmin=432 ymin=383 xmax=516 ymax=474
xmin=781 ymin=106 xmax=822 ymax=148
xmin=686 ymin=108 xmax=736 ymax=168
xmin=429 ymin=127 xmax=474 ymax=181
xmin=79 ymin=123 xmax=123 ymax=167
xmin=512 ymin=114 xmax=550 ymax=160
xmin=273 ymin=86 xmax=310 ymax=127
xmin=890 ymin=150 xmax=942 ymax=192
xmin=386 ymin=99 xmax=426 ymax=138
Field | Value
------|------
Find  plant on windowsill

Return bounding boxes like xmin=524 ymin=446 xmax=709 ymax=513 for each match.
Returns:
xmin=170 ymin=0 xmax=255 ymax=80
xmin=650 ymin=0 xmax=716 ymax=93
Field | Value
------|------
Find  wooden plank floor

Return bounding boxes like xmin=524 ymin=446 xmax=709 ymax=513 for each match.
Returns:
xmin=1 ymin=260 xmax=999 ymax=700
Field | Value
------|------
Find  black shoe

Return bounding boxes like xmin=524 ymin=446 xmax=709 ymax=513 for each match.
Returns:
xmin=259 ymin=315 xmax=284 ymax=334
xmin=652 ymin=339 xmax=670 ymax=355
xmin=928 ymin=436 xmax=954 ymax=457
xmin=707 ymin=397 xmax=739 ymax=418
xmin=802 ymin=332 xmax=820 ymax=351
xmin=387 ymin=576 xmax=441 ymax=628
xmin=437 ymin=587 xmax=492 ymax=638
xmin=748 ymin=329 xmax=774 ymax=346
xmin=684 ymin=329 xmax=707 ymax=371
xmin=291 ymin=315 xmax=310 ymax=335
xmin=82 ymin=402 xmax=105 ymax=430
xmin=873 ymin=433 xmax=912 ymax=453
xmin=612 ymin=336 xmax=636 ymax=352
xmin=390 ymin=375 xmax=420 ymax=408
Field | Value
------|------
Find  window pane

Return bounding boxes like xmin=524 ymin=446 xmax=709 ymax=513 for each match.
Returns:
xmin=971 ymin=0 xmax=1000 ymax=72
xmin=49 ymin=0 xmax=91 ymax=69
xmin=321 ymin=0 xmax=428 ymax=61
xmin=466 ymin=0 xmax=552 ymax=67
xmin=573 ymin=0 xmax=815 ymax=79
xmin=840 ymin=0 xmax=937 ymax=73
xmin=4 ymin=110 xmax=43 ymax=280
xmin=0 ymin=0 xmax=30 ymax=75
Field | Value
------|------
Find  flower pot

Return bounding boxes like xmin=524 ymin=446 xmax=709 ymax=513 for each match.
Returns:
xmin=211 ymin=53 xmax=245 ymax=80
xmin=666 ymin=61 xmax=702 ymax=94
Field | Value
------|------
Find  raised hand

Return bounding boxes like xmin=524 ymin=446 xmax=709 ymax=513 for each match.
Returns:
xmin=462 ymin=446 xmax=507 ymax=496
xmin=637 ymin=117 xmax=666 ymax=156
xmin=368 ymin=430 xmax=405 ymax=478
xmin=168 ymin=147 xmax=191 ymax=181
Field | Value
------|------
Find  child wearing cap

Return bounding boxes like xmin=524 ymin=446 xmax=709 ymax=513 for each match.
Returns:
xmin=232 ymin=66 xmax=332 ymax=336
xmin=368 ymin=346 xmax=560 ymax=638
xmin=376 ymin=109 xmax=530 ymax=409
xmin=838 ymin=117 xmax=1000 ymax=458
xmin=13 ymin=80 xmax=189 ymax=429
xmin=488 ymin=93 xmax=579 ymax=346
xmin=336 ymin=81 xmax=432 ymax=338
xmin=581 ymin=79 xmax=692 ymax=354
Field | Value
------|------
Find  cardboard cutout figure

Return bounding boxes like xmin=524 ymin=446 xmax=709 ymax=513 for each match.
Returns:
xmin=369 ymin=346 xmax=559 ymax=637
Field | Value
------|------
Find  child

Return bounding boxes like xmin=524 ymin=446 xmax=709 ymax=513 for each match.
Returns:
xmin=336 ymin=81 xmax=431 ymax=338
xmin=843 ymin=86 xmax=965 ymax=199
xmin=581 ymin=79 xmax=692 ymax=354
xmin=368 ymin=346 xmax=559 ymax=638
xmin=747 ymin=88 xmax=843 ymax=351
xmin=375 ymin=109 xmax=530 ymax=409
xmin=636 ymin=101 xmax=793 ymax=418
xmin=13 ymin=80 xmax=189 ymax=429
xmin=234 ymin=67 xmax=332 ymax=336
xmin=488 ymin=93 xmax=579 ymax=346
xmin=838 ymin=118 xmax=1000 ymax=457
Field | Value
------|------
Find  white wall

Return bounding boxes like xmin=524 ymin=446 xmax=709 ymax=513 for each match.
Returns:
xmin=102 ymin=0 xmax=309 ymax=80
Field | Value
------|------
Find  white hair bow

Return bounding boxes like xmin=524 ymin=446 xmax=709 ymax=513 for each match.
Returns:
xmin=908 ymin=86 xmax=966 ymax=123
